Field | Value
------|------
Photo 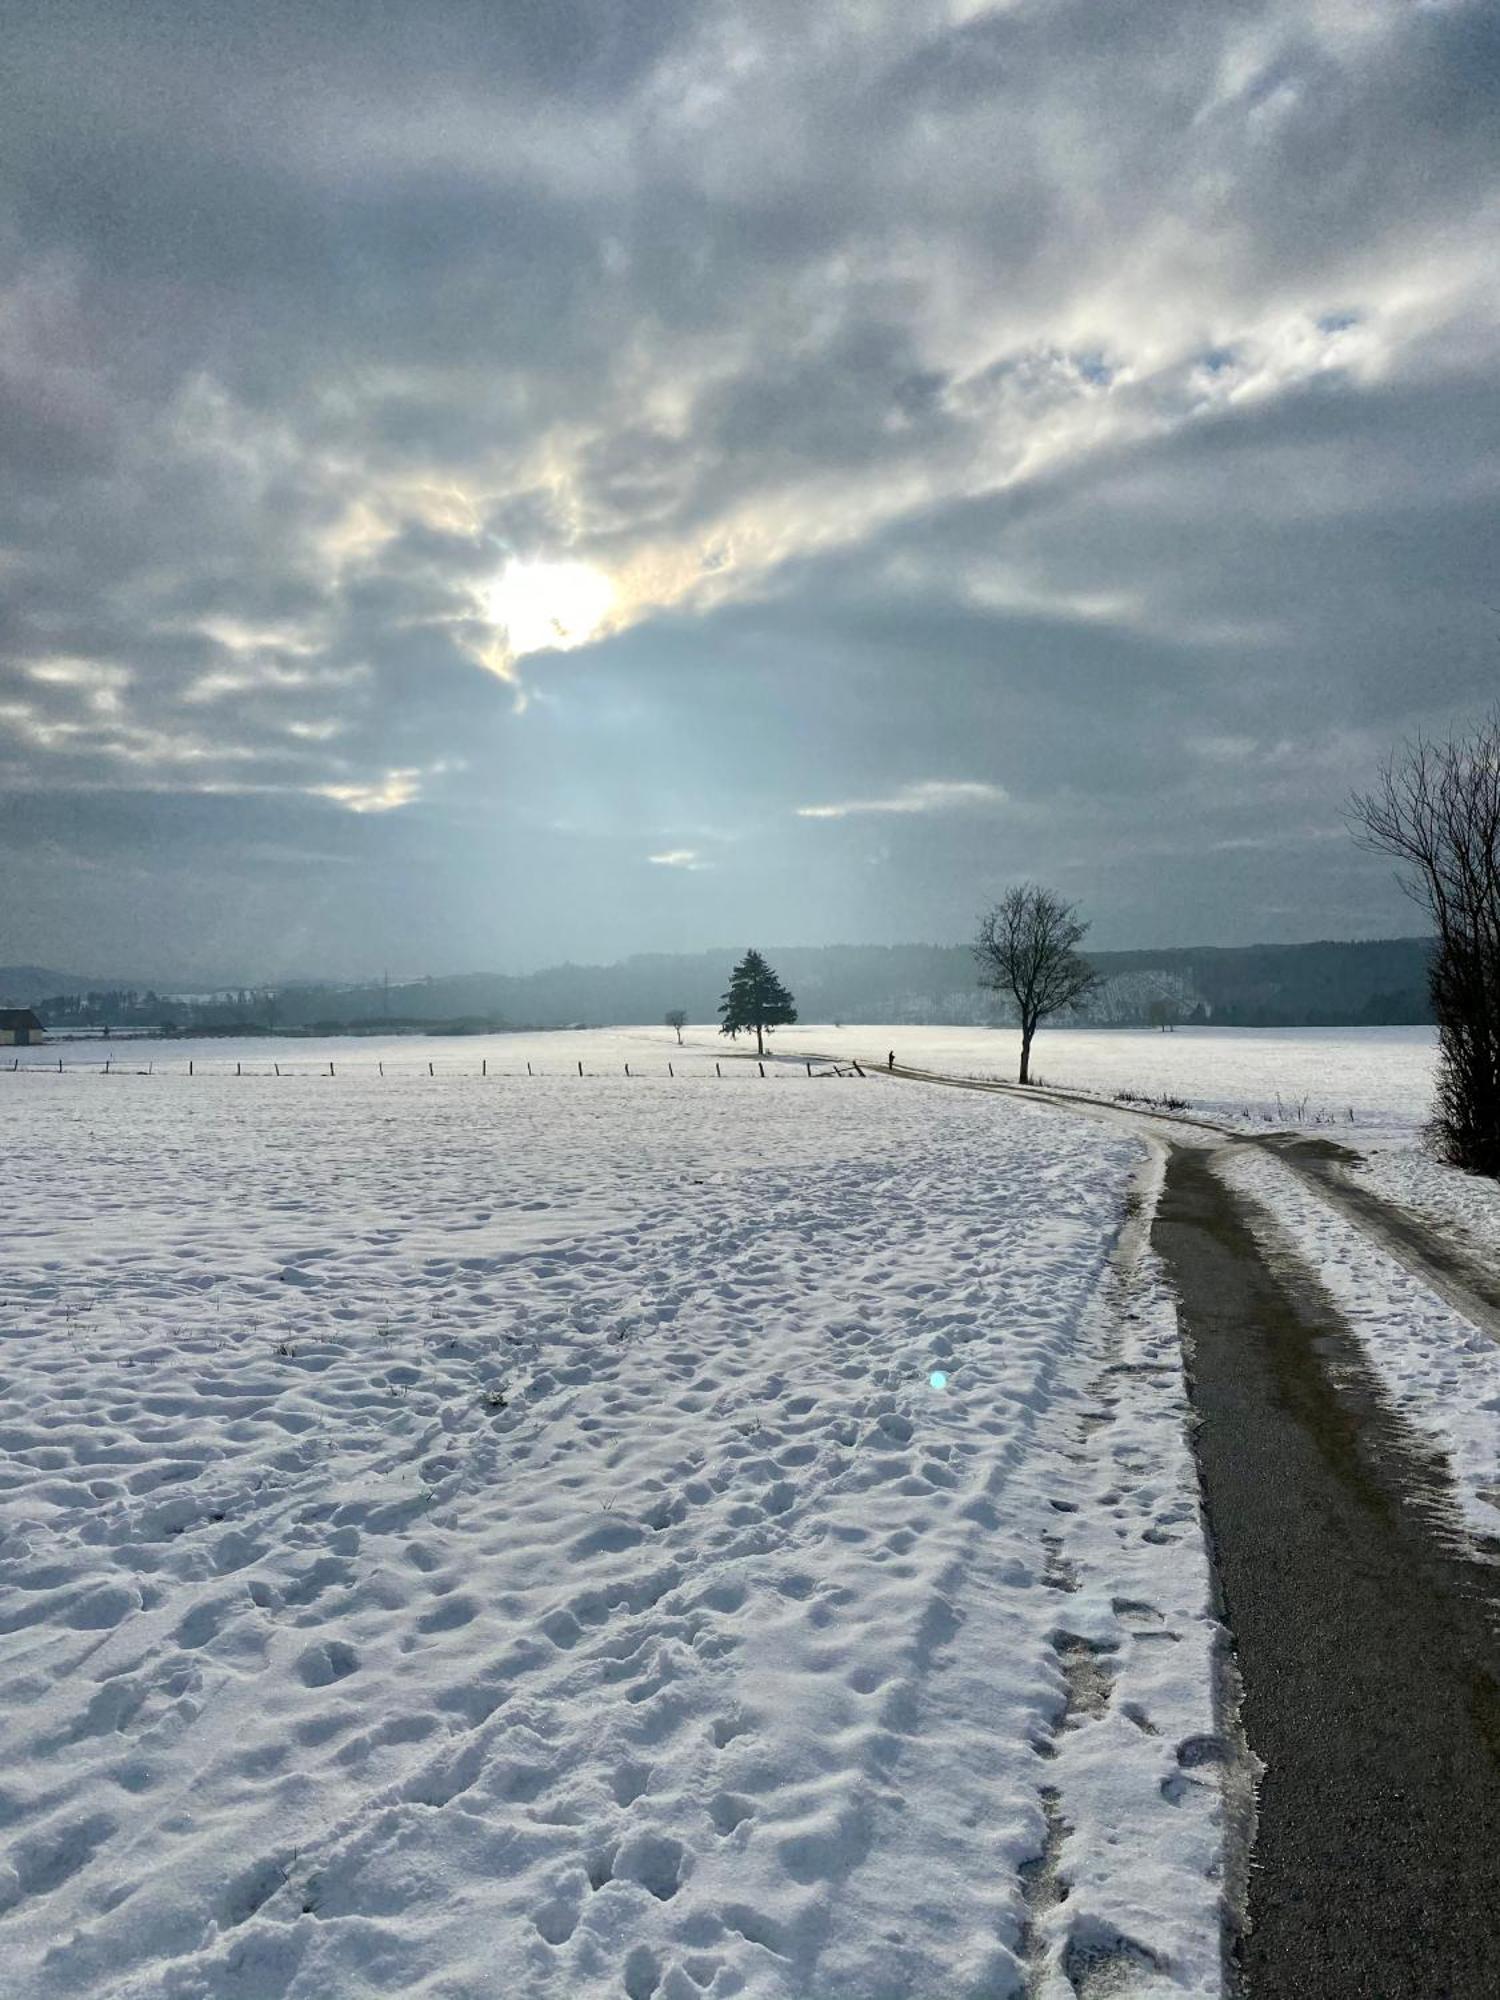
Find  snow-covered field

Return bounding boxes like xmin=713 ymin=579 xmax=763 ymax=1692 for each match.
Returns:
xmin=0 ymin=1066 xmax=1223 ymax=2000
xmin=26 ymin=1015 xmax=1493 ymax=1286
xmin=803 ymin=1025 xmax=1439 ymax=1135
xmin=15 ymin=1021 xmax=1438 ymax=1132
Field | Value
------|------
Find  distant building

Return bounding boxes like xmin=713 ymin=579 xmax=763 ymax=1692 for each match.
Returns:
xmin=0 ymin=1009 xmax=44 ymax=1046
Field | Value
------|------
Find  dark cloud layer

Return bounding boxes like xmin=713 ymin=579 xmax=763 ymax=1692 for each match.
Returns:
xmin=1 ymin=0 xmax=1496 ymax=980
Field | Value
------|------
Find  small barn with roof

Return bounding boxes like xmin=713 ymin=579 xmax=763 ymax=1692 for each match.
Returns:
xmin=0 ymin=1010 xmax=44 ymax=1046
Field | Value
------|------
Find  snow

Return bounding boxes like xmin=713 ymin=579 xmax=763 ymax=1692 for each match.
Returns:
xmin=10 ymin=1021 xmax=1439 ymax=1140
xmin=0 ymin=1063 xmax=1224 ymax=1999
xmin=786 ymin=1025 xmax=1439 ymax=1134
xmin=1344 ymin=1146 xmax=1500 ymax=1266
xmin=1219 ymin=1149 xmax=1500 ymax=1543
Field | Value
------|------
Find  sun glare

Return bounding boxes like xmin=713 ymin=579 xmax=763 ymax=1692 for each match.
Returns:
xmin=484 ymin=559 xmax=615 ymax=658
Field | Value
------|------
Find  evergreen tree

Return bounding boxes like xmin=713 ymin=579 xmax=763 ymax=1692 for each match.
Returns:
xmin=718 ymin=949 xmax=797 ymax=1057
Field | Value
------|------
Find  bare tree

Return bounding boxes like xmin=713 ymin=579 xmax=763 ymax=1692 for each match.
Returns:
xmin=664 ymin=1008 xmax=687 ymax=1045
xmin=974 ymin=884 xmax=1099 ymax=1083
xmin=1348 ymin=714 xmax=1500 ymax=1175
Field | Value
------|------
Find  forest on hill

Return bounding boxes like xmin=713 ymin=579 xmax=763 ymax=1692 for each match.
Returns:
xmin=10 ymin=936 xmax=1434 ymax=1035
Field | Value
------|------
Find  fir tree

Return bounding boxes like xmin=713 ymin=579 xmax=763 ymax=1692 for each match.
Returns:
xmin=718 ymin=949 xmax=797 ymax=1057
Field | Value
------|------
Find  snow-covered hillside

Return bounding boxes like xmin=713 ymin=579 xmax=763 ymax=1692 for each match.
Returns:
xmin=0 ymin=1067 xmax=1223 ymax=1999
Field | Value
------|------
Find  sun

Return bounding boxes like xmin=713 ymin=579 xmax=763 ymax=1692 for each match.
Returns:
xmin=483 ymin=559 xmax=615 ymax=658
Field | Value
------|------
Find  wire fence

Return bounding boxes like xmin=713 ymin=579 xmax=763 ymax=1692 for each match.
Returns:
xmin=5 ymin=1054 xmax=869 ymax=1081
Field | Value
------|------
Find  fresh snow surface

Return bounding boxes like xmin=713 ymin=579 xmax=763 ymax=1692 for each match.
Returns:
xmin=1221 ymin=1150 xmax=1500 ymax=1542
xmin=0 ymin=1067 xmax=1223 ymax=2000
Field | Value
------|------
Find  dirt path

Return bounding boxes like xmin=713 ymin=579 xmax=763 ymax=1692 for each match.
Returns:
xmin=1155 ymin=1146 xmax=1500 ymax=1997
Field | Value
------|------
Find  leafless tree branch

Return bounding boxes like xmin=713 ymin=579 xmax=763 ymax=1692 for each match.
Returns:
xmin=1347 ymin=711 xmax=1500 ymax=1174
xmin=973 ymin=883 xmax=1099 ymax=1084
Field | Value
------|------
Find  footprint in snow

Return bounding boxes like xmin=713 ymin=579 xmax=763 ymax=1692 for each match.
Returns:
xmin=710 ymin=1792 xmax=754 ymax=1834
xmin=416 ymin=1593 xmax=477 ymax=1634
xmin=623 ymin=1945 xmax=661 ymax=1999
xmin=294 ymin=1640 xmax=359 ymax=1688
xmin=610 ymin=1762 xmax=653 ymax=1807
xmin=612 ymin=1829 xmax=686 ymax=1901
xmin=0 ymin=1813 xmax=116 ymax=1912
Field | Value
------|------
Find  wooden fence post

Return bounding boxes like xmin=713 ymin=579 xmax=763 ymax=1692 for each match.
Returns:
xmin=527 ymin=1061 xmax=532 ymax=1076
xmin=428 ymin=1061 xmax=434 ymax=1077
xmin=189 ymin=1060 xmax=193 ymax=1075
xmin=758 ymin=1061 xmax=765 ymax=1078
xmin=236 ymin=1062 xmax=241 ymax=1076
xmin=668 ymin=1062 xmax=673 ymax=1078
xmin=805 ymin=1061 xmax=812 ymax=1077
xmin=275 ymin=1063 xmax=281 ymax=1077
xmin=329 ymin=1061 xmax=335 ymax=1077
xmin=716 ymin=1062 xmax=721 ymax=1077
xmin=482 ymin=1057 xmax=487 ymax=1077
xmin=624 ymin=1062 xmax=630 ymax=1077
xmin=578 ymin=1060 xmax=584 ymax=1077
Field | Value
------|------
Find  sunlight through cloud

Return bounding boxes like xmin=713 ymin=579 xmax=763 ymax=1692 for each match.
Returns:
xmin=797 ymin=781 xmax=1009 ymax=821
xmin=649 ymin=849 xmax=708 ymax=871
xmin=483 ymin=560 xmax=616 ymax=660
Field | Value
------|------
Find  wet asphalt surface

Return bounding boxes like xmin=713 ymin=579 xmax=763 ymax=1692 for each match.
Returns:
xmin=1154 ymin=1145 xmax=1500 ymax=2000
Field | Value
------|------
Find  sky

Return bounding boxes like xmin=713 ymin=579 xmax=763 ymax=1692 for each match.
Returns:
xmin=2 ymin=0 xmax=1497 ymax=983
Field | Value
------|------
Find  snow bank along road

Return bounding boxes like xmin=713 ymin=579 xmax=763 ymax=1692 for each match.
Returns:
xmin=0 ymin=1068 xmax=1226 ymax=2000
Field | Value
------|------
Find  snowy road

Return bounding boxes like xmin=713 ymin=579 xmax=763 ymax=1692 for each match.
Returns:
xmin=0 ymin=1070 xmax=1224 ymax=2000
xmin=848 ymin=1048 xmax=1500 ymax=1996
xmin=1154 ymin=1147 xmax=1500 ymax=2000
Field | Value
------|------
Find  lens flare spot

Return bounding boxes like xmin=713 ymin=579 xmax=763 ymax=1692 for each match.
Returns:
xmin=928 ymin=1370 xmax=948 ymax=1390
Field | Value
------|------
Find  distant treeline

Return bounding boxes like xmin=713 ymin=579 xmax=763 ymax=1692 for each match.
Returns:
xmin=25 ymin=997 xmax=537 ymax=1038
xmin=16 ymin=936 xmax=1435 ymax=1034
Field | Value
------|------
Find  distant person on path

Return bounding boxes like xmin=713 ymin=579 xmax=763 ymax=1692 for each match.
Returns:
xmin=887 ymin=1050 xmax=895 ymax=1071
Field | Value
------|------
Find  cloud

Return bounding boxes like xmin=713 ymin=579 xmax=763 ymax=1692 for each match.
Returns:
xmin=1 ymin=0 xmax=1497 ymax=974
xmin=797 ymin=781 xmax=1010 ymax=820
xmin=648 ymin=849 xmax=709 ymax=869
xmin=312 ymin=770 xmax=428 ymax=814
